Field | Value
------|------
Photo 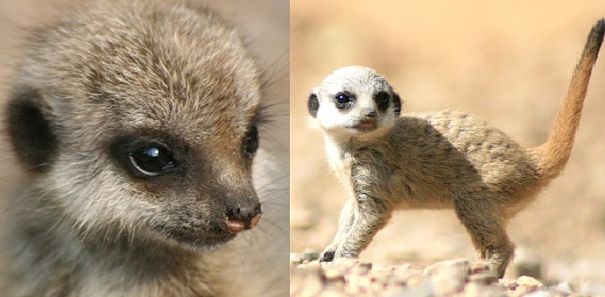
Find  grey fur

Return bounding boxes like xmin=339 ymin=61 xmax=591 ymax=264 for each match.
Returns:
xmin=0 ymin=0 xmax=276 ymax=296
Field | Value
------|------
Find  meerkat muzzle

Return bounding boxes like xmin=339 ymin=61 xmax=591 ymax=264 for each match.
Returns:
xmin=225 ymin=213 xmax=262 ymax=234
xmin=225 ymin=202 xmax=262 ymax=234
xmin=355 ymin=119 xmax=377 ymax=130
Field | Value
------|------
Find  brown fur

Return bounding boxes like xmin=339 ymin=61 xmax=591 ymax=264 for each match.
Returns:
xmin=310 ymin=20 xmax=604 ymax=277
xmin=1 ymin=0 xmax=278 ymax=296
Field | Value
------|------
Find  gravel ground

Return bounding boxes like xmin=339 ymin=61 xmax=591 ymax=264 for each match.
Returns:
xmin=290 ymin=251 xmax=604 ymax=297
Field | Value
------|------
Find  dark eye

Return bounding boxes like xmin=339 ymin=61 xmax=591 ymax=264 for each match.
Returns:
xmin=128 ymin=142 xmax=176 ymax=177
xmin=374 ymin=91 xmax=390 ymax=112
xmin=243 ymin=126 xmax=259 ymax=156
xmin=334 ymin=92 xmax=353 ymax=109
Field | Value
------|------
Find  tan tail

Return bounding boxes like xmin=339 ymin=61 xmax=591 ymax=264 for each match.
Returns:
xmin=533 ymin=19 xmax=604 ymax=179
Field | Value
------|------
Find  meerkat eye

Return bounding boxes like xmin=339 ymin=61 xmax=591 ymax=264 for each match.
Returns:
xmin=334 ymin=92 xmax=353 ymax=109
xmin=374 ymin=91 xmax=390 ymax=112
xmin=243 ymin=125 xmax=259 ymax=156
xmin=128 ymin=142 xmax=176 ymax=177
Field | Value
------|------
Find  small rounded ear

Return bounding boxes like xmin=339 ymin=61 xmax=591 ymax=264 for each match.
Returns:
xmin=6 ymin=86 xmax=58 ymax=172
xmin=307 ymin=93 xmax=319 ymax=118
xmin=393 ymin=93 xmax=402 ymax=117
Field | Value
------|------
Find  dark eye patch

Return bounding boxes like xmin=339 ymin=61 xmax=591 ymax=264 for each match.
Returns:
xmin=393 ymin=93 xmax=402 ymax=116
xmin=6 ymin=87 xmax=58 ymax=172
xmin=307 ymin=93 xmax=319 ymax=118
xmin=243 ymin=125 xmax=259 ymax=157
xmin=333 ymin=91 xmax=355 ymax=110
xmin=109 ymin=133 xmax=186 ymax=179
xmin=374 ymin=91 xmax=390 ymax=112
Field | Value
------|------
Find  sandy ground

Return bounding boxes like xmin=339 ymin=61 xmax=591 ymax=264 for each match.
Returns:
xmin=290 ymin=0 xmax=605 ymax=294
xmin=0 ymin=0 xmax=289 ymax=296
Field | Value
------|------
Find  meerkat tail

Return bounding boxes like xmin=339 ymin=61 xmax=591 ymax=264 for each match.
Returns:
xmin=534 ymin=18 xmax=604 ymax=178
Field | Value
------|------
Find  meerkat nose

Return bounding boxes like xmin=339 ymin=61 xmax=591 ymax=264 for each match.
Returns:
xmin=364 ymin=111 xmax=377 ymax=119
xmin=225 ymin=203 xmax=262 ymax=233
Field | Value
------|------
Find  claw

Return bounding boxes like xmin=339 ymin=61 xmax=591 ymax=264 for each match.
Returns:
xmin=320 ymin=250 xmax=335 ymax=262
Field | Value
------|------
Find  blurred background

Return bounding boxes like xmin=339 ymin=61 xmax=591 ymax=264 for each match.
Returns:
xmin=291 ymin=0 xmax=605 ymax=284
xmin=0 ymin=0 xmax=289 ymax=296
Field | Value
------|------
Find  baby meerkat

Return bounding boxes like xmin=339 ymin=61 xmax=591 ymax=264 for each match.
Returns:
xmin=308 ymin=20 xmax=604 ymax=277
xmin=1 ymin=0 xmax=274 ymax=296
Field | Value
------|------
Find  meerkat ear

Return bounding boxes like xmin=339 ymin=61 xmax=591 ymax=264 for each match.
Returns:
xmin=393 ymin=93 xmax=402 ymax=116
xmin=6 ymin=86 xmax=58 ymax=172
xmin=307 ymin=92 xmax=320 ymax=118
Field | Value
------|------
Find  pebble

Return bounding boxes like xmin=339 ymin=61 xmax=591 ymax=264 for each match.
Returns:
xmin=290 ymin=251 xmax=595 ymax=297
xmin=290 ymin=253 xmax=303 ymax=264
xmin=302 ymin=249 xmax=320 ymax=262
xmin=514 ymin=276 xmax=544 ymax=296
xmin=427 ymin=259 xmax=470 ymax=295
xmin=554 ymin=281 xmax=573 ymax=295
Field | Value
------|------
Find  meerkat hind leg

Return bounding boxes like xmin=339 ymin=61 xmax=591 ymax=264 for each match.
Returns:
xmin=320 ymin=196 xmax=392 ymax=262
xmin=454 ymin=196 xmax=514 ymax=278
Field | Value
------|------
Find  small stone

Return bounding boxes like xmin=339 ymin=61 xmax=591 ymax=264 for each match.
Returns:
xmin=350 ymin=261 xmax=372 ymax=275
xmin=393 ymin=264 xmax=416 ymax=282
xmin=290 ymin=271 xmax=323 ymax=297
xmin=517 ymin=276 xmax=543 ymax=288
xmin=302 ymin=249 xmax=320 ymax=262
xmin=317 ymin=289 xmax=347 ymax=297
xmin=330 ymin=258 xmax=358 ymax=269
xmin=323 ymin=266 xmax=346 ymax=282
xmin=386 ymin=279 xmax=434 ymax=297
xmin=425 ymin=259 xmax=470 ymax=275
xmin=428 ymin=260 xmax=470 ymax=295
xmin=298 ymin=260 xmax=320 ymax=270
xmin=407 ymin=273 xmax=429 ymax=287
xmin=498 ymin=278 xmax=518 ymax=290
xmin=464 ymin=282 xmax=507 ymax=297
xmin=359 ymin=261 xmax=373 ymax=269
xmin=524 ymin=290 xmax=552 ymax=297
xmin=470 ymin=261 xmax=491 ymax=274
xmin=468 ymin=270 xmax=498 ymax=285
xmin=554 ymin=281 xmax=573 ymax=295
xmin=290 ymin=253 xmax=304 ymax=264
xmin=515 ymin=276 xmax=543 ymax=296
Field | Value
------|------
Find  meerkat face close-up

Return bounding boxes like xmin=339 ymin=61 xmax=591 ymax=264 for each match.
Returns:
xmin=6 ymin=0 xmax=263 ymax=250
xmin=308 ymin=66 xmax=402 ymax=137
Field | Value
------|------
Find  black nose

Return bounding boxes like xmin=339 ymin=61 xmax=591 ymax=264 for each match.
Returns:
xmin=225 ymin=202 xmax=262 ymax=234
xmin=365 ymin=111 xmax=377 ymax=119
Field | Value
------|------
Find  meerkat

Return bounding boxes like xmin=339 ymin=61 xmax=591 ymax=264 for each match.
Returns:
xmin=0 ymin=0 xmax=280 ymax=296
xmin=308 ymin=20 xmax=604 ymax=277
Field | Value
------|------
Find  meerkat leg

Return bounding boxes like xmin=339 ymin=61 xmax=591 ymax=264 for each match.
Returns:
xmin=320 ymin=198 xmax=354 ymax=261
xmin=454 ymin=197 xmax=514 ymax=278
xmin=320 ymin=195 xmax=391 ymax=262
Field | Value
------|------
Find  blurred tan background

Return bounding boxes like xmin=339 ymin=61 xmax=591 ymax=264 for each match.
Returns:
xmin=291 ymin=0 xmax=605 ymax=282
xmin=0 ymin=0 xmax=289 ymax=295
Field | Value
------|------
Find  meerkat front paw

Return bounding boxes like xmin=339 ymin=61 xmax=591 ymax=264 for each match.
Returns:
xmin=320 ymin=244 xmax=360 ymax=262
xmin=319 ymin=245 xmax=338 ymax=262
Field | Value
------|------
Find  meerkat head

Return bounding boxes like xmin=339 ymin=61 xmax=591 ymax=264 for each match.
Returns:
xmin=5 ymin=1 xmax=263 ymax=250
xmin=308 ymin=66 xmax=402 ymax=138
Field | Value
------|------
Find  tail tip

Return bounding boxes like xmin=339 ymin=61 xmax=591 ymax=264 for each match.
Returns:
xmin=585 ymin=18 xmax=605 ymax=60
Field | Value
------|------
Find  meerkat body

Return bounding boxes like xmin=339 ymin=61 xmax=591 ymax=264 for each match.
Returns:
xmin=309 ymin=20 xmax=604 ymax=277
xmin=1 ymin=1 xmax=277 ymax=296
